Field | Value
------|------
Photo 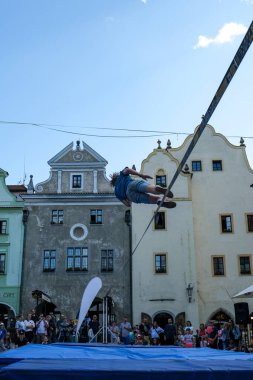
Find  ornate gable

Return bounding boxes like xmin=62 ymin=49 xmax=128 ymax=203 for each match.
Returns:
xmin=35 ymin=141 xmax=111 ymax=194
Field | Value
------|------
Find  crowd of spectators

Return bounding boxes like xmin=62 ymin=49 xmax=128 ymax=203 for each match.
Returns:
xmin=0 ymin=310 xmax=252 ymax=353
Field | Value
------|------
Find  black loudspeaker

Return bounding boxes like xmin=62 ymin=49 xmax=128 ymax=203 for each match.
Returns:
xmin=234 ymin=302 xmax=250 ymax=324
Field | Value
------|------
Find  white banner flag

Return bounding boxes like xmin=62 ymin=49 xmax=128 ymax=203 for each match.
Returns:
xmin=76 ymin=277 xmax=102 ymax=336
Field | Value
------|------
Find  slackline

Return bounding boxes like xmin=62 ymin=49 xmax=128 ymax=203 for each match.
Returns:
xmin=131 ymin=20 xmax=253 ymax=256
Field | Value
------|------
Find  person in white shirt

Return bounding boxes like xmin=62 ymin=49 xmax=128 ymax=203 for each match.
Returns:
xmin=36 ymin=314 xmax=48 ymax=344
xmin=15 ymin=315 xmax=26 ymax=334
xmin=150 ymin=321 xmax=164 ymax=345
xmin=24 ymin=313 xmax=35 ymax=343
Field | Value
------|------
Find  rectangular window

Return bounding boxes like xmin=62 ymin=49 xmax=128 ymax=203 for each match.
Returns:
xmin=72 ymin=175 xmax=82 ymax=189
xmin=192 ymin=161 xmax=202 ymax=172
xmin=246 ymin=214 xmax=253 ymax=232
xmin=67 ymin=247 xmax=88 ymax=271
xmin=0 ymin=253 xmax=6 ymax=274
xmin=212 ymin=256 xmax=225 ymax=276
xmin=51 ymin=210 xmax=63 ymax=224
xmin=43 ymin=250 xmax=56 ymax=272
xmin=154 ymin=212 xmax=165 ymax=230
xmin=212 ymin=160 xmax=222 ymax=171
xmin=155 ymin=254 xmax=167 ymax=273
xmin=101 ymin=250 xmax=114 ymax=272
xmin=90 ymin=209 xmax=103 ymax=225
xmin=156 ymin=175 xmax=166 ymax=188
xmin=239 ymin=256 xmax=251 ymax=275
xmin=221 ymin=215 xmax=233 ymax=233
xmin=0 ymin=221 xmax=7 ymax=235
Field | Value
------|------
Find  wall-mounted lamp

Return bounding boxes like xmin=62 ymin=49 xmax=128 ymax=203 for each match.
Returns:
xmin=186 ymin=283 xmax=194 ymax=303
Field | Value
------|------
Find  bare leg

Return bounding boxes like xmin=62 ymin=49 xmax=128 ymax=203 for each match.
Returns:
xmin=145 ymin=185 xmax=173 ymax=198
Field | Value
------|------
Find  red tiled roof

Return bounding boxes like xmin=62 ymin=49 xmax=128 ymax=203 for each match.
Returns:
xmin=7 ymin=185 xmax=27 ymax=193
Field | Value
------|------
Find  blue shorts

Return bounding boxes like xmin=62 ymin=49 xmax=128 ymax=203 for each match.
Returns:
xmin=126 ymin=180 xmax=150 ymax=204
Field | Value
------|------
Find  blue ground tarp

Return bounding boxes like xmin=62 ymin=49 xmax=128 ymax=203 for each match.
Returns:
xmin=0 ymin=344 xmax=253 ymax=380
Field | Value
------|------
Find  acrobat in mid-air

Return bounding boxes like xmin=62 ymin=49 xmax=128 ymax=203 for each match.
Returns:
xmin=110 ymin=167 xmax=176 ymax=208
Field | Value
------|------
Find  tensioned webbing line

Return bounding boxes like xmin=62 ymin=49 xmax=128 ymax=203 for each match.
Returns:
xmin=132 ymin=20 xmax=253 ymax=256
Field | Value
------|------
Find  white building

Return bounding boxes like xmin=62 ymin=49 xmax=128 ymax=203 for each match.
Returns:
xmin=132 ymin=124 xmax=253 ymax=328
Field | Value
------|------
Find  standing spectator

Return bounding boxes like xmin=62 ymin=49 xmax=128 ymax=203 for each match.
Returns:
xmin=35 ymin=314 xmax=48 ymax=344
xmin=164 ymin=318 xmax=177 ymax=345
xmin=139 ymin=317 xmax=151 ymax=345
xmin=150 ymin=321 xmax=164 ymax=346
xmin=194 ymin=329 xmax=201 ymax=348
xmin=88 ymin=315 xmax=100 ymax=343
xmin=199 ymin=324 xmax=206 ymax=339
xmin=119 ymin=316 xmax=132 ymax=345
xmin=15 ymin=330 xmax=29 ymax=348
xmin=24 ymin=313 xmax=35 ymax=343
xmin=176 ymin=328 xmax=184 ymax=347
xmin=57 ymin=315 xmax=71 ymax=342
xmin=229 ymin=319 xmax=241 ymax=350
xmin=109 ymin=321 xmax=120 ymax=344
xmin=79 ymin=317 xmax=90 ymax=343
xmin=206 ymin=321 xmax=218 ymax=349
xmin=15 ymin=315 xmax=25 ymax=335
xmin=184 ymin=321 xmax=194 ymax=333
xmin=30 ymin=309 xmax=38 ymax=324
xmin=47 ymin=312 xmax=57 ymax=343
xmin=183 ymin=328 xmax=194 ymax=348
xmin=0 ymin=322 xmax=7 ymax=352
xmin=220 ymin=323 xmax=230 ymax=350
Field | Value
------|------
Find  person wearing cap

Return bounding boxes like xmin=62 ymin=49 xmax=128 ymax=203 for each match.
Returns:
xmin=0 ymin=323 xmax=6 ymax=351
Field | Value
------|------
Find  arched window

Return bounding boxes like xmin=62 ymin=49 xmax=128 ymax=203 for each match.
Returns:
xmin=156 ymin=169 xmax=166 ymax=188
xmin=208 ymin=309 xmax=233 ymax=323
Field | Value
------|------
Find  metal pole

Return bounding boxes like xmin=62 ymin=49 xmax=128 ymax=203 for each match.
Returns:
xmin=102 ymin=298 xmax=105 ymax=343
xmin=105 ymin=297 xmax=108 ymax=343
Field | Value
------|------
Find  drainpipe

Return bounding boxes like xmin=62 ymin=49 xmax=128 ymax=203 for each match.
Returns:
xmin=124 ymin=210 xmax=132 ymax=324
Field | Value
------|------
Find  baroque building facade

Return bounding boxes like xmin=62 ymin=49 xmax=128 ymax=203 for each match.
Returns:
xmin=132 ymin=125 xmax=253 ymax=328
xmin=21 ymin=141 xmax=131 ymax=322
xmin=0 ymin=169 xmax=25 ymax=322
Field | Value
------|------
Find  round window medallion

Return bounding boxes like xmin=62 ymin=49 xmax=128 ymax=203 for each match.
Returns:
xmin=73 ymin=152 xmax=83 ymax=161
xmin=70 ymin=224 xmax=88 ymax=241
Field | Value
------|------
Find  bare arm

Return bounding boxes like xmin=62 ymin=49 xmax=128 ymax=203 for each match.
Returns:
xmin=123 ymin=167 xmax=153 ymax=180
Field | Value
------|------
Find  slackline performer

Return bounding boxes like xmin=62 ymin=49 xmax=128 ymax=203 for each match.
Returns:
xmin=110 ymin=167 xmax=176 ymax=209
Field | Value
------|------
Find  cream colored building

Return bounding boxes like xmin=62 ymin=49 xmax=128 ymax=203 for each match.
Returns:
xmin=132 ymin=124 xmax=253 ymax=328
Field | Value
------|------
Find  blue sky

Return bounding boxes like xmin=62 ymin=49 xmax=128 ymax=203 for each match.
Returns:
xmin=1 ymin=0 xmax=253 ymax=185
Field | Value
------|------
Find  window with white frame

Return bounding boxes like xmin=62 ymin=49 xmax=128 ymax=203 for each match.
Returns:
xmin=51 ymin=210 xmax=63 ymax=224
xmin=43 ymin=250 xmax=56 ymax=272
xmin=156 ymin=175 xmax=166 ymax=188
xmin=71 ymin=174 xmax=83 ymax=189
xmin=67 ymin=247 xmax=88 ymax=271
xmin=90 ymin=209 xmax=103 ymax=225
xmin=0 ymin=220 xmax=7 ymax=235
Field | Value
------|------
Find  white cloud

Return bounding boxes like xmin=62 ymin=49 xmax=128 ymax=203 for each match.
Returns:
xmin=140 ymin=0 xmax=148 ymax=4
xmin=241 ymin=0 xmax=253 ymax=4
xmin=194 ymin=22 xmax=247 ymax=49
